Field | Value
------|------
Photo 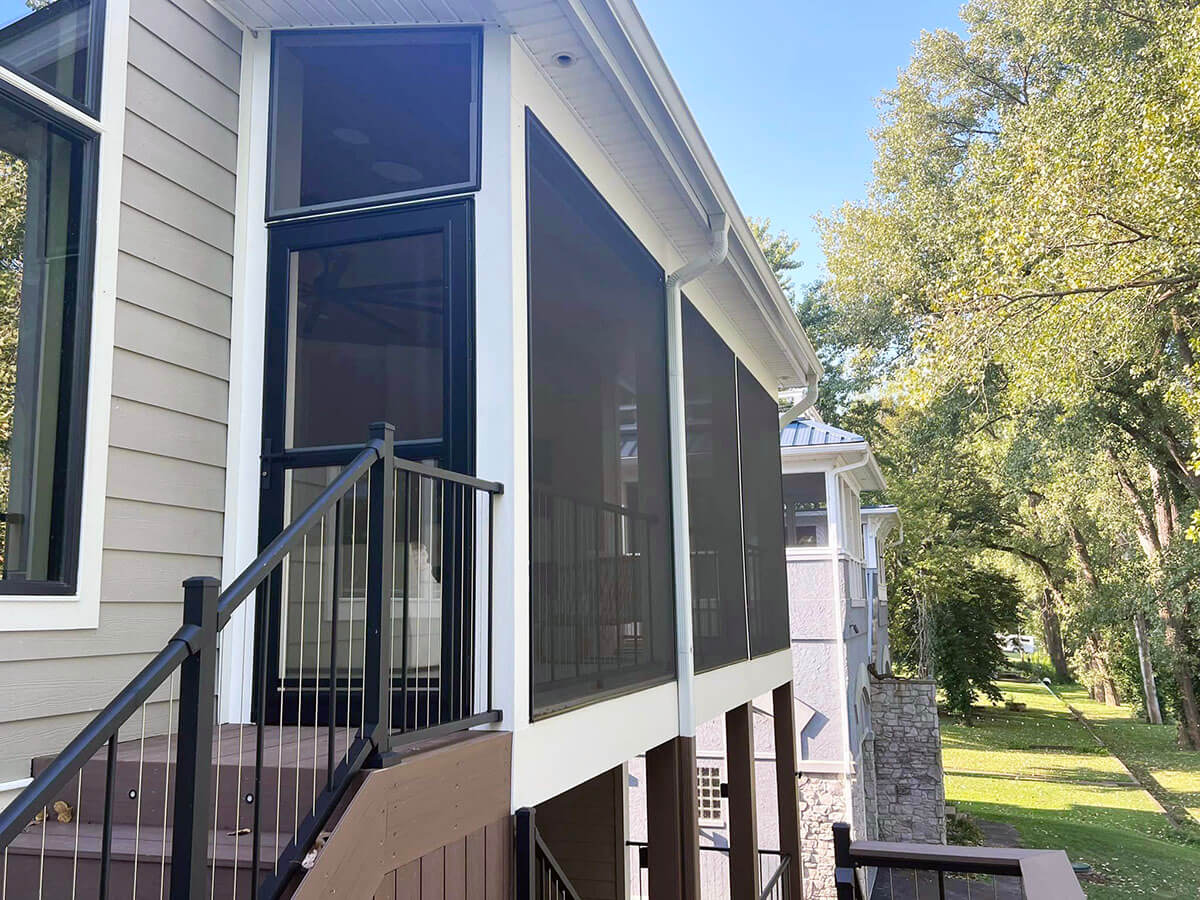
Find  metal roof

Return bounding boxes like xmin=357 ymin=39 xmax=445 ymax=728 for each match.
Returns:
xmin=779 ymin=419 xmax=868 ymax=449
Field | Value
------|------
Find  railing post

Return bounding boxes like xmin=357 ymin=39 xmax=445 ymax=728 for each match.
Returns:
xmin=364 ymin=421 xmax=396 ymax=763
xmin=515 ymin=807 xmax=536 ymax=900
xmin=170 ymin=576 xmax=220 ymax=900
xmin=832 ymin=822 xmax=858 ymax=900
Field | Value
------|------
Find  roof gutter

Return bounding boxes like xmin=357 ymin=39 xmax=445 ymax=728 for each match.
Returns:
xmin=666 ymin=212 xmax=729 ymax=737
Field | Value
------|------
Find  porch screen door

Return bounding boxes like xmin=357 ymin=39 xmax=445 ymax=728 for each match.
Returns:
xmin=258 ymin=200 xmax=474 ymax=727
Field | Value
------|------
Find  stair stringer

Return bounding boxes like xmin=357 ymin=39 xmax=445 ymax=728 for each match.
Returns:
xmin=290 ymin=730 xmax=512 ymax=899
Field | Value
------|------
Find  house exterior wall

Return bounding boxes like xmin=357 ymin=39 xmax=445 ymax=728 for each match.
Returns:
xmin=0 ymin=0 xmax=241 ymax=791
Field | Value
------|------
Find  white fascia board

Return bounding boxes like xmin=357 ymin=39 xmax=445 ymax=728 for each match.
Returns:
xmin=692 ymin=648 xmax=792 ymax=728
xmin=562 ymin=0 xmax=821 ymax=386
xmin=511 ymin=681 xmax=678 ymax=809
xmin=781 ymin=443 xmax=868 ymax=474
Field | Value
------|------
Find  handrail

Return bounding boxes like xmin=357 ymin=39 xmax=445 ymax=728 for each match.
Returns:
xmin=758 ymin=851 xmax=791 ymax=900
xmin=0 ymin=638 xmax=190 ymax=847
xmin=833 ymin=823 xmax=1085 ymax=900
xmin=1 ymin=423 xmax=504 ymax=900
xmin=516 ymin=807 xmax=585 ymax=900
xmin=216 ymin=440 xmax=382 ymax=628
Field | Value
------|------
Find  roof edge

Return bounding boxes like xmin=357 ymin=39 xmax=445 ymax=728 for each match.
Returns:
xmin=570 ymin=0 xmax=823 ymax=386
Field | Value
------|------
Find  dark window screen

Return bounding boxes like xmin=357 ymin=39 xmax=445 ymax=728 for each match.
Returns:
xmin=527 ymin=113 xmax=675 ymax=716
xmin=269 ymin=28 xmax=480 ymax=217
xmin=737 ymin=363 xmax=789 ymax=656
xmin=682 ymin=299 xmax=747 ymax=672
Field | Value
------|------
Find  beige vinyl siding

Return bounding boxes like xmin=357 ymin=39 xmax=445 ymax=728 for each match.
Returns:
xmin=0 ymin=0 xmax=241 ymax=784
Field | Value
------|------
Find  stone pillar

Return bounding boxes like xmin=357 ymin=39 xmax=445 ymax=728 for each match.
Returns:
xmin=869 ymin=676 xmax=946 ymax=843
xmin=795 ymin=772 xmax=849 ymax=900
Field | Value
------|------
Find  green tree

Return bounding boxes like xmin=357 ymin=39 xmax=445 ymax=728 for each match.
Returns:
xmin=816 ymin=0 xmax=1200 ymax=746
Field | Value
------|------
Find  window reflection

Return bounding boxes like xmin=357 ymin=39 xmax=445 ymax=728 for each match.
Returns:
xmin=0 ymin=0 xmax=97 ymax=108
xmin=0 ymin=92 xmax=91 ymax=584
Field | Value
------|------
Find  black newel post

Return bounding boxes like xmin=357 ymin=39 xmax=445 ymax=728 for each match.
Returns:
xmin=364 ymin=421 xmax=396 ymax=764
xmin=515 ymin=807 xmax=536 ymax=900
xmin=833 ymin=822 xmax=858 ymax=900
xmin=170 ymin=576 xmax=220 ymax=900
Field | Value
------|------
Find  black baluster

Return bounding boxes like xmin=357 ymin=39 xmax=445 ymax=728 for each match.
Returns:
xmin=97 ymin=733 xmax=117 ymax=900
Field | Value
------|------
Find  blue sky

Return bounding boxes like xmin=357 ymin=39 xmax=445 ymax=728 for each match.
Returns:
xmin=638 ymin=0 xmax=965 ymax=277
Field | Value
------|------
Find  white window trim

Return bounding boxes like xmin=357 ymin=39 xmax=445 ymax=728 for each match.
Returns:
xmin=0 ymin=0 xmax=130 ymax=631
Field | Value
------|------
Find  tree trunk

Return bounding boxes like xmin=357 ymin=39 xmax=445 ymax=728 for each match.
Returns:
xmin=1134 ymin=611 xmax=1164 ymax=725
xmin=1039 ymin=587 xmax=1070 ymax=681
xmin=1160 ymin=599 xmax=1200 ymax=750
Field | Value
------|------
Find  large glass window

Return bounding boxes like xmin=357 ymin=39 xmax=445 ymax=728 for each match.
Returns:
xmin=682 ymin=299 xmax=747 ymax=672
xmin=0 ymin=88 xmax=96 ymax=590
xmin=527 ymin=112 xmax=675 ymax=716
xmin=737 ymin=363 xmax=789 ymax=656
xmin=782 ymin=472 xmax=828 ymax=547
xmin=269 ymin=28 xmax=481 ymax=218
xmin=0 ymin=0 xmax=102 ymax=111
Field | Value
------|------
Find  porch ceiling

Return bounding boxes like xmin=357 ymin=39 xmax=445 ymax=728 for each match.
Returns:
xmin=213 ymin=0 xmax=819 ymax=390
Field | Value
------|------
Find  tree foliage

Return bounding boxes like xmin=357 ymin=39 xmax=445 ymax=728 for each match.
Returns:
xmin=787 ymin=0 xmax=1200 ymax=740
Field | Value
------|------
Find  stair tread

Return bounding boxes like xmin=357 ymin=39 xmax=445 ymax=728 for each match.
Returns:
xmin=8 ymin=822 xmax=285 ymax=866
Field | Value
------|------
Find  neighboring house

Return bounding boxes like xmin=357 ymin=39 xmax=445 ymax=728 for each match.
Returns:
xmin=0 ymin=0 xmax=1084 ymax=897
xmin=628 ymin=420 xmax=946 ymax=900
xmin=781 ymin=419 xmax=945 ymax=897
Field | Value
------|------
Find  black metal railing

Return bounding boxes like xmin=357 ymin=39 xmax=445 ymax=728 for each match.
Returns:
xmin=530 ymin=487 xmax=660 ymax=701
xmin=758 ymin=850 xmax=792 ymax=900
xmin=626 ymin=840 xmax=792 ymax=900
xmin=832 ymin=822 xmax=1085 ymax=900
xmin=0 ymin=423 xmax=502 ymax=900
xmin=515 ymin=808 xmax=583 ymax=900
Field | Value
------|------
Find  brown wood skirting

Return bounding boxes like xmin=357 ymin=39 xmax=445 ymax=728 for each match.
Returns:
xmin=371 ymin=817 xmax=511 ymax=900
xmin=292 ymin=731 xmax=512 ymax=900
xmin=535 ymin=767 xmax=624 ymax=900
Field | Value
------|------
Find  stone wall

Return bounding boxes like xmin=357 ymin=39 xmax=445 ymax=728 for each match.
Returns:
xmin=869 ymin=676 xmax=946 ymax=843
xmin=796 ymin=773 xmax=847 ymax=900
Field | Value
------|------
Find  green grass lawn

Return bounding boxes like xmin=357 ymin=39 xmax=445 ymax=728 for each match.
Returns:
xmin=1059 ymin=684 xmax=1200 ymax=827
xmin=942 ymin=681 xmax=1200 ymax=899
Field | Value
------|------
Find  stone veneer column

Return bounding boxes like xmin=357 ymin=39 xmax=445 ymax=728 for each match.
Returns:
xmin=868 ymin=676 xmax=946 ymax=843
xmin=795 ymin=772 xmax=849 ymax=900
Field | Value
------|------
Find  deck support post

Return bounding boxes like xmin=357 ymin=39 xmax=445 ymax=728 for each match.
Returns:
xmin=646 ymin=736 xmax=700 ymax=899
xmin=726 ymin=701 xmax=759 ymax=898
xmin=772 ymin=681 xmax=805 ymax=899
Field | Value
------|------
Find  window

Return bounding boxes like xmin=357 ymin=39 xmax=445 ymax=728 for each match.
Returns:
xmin=782 ymin=472 xmax=827 ymax=547
xmin=682 ymin=299 xmax=747 ymax=672
xmin=269 ymin=28 xmax=481 ymax=218
xmin=697 ymin=765 xmax=724 ymax=827
xmin=527 ymin=112 xmax=675 ymax=716
xmin=0 ymin=86 xmax=98 ymax=591
xmin=737 ymin=363 xmax=789 ymax=657
xmin=0 ymin=0 xmax=103 ymax=112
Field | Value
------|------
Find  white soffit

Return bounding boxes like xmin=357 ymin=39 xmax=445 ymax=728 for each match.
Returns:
xmin=214 ymin=0 xmax=818 ymax=387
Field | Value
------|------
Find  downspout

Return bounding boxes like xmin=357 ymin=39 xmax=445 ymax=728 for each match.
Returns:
xmin=779 ymin=371 xmax=820 ymax=431
xmin=667 ymin=212 xmax=728 ymax=737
